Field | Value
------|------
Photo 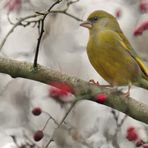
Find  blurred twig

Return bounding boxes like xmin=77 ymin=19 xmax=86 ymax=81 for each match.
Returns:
xmin=0 ymin=14 xmax=39 ymax=50
xmin=111 ymin=109 xmax=119 ymax=126
xmin=45 ymin=100 xmax=77 ymax=148
xmin=112 ymin=113 xmax=127 ymax=148
xmin=11 ymin=134 xmax=40 ymax=148
xmin=51 ymin=10 xmax=83 ymax=21
xmin=43 ymin=111 xmax=60 ymax=126
xmin=50 ymin=0 xmax=82 ymax=21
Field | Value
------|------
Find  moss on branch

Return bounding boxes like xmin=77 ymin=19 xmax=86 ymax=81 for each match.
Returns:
xmin=0 ymin=57 xmax=148 ymax=124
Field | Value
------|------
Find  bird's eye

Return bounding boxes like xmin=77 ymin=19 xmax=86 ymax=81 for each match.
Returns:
xmin=88 ymin=16 xmax=99 ymax=23
xmin=88 ymin=16 xmax=98 ymax=23
xmin=93 ymin=16 xmax=98 ymax=21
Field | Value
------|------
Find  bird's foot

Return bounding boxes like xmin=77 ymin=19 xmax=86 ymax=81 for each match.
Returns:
xmin=89 ymin=79 xmax=111 ymax=87
xmin=89 ymin=79 xmax=100 ymax=86
xmin=122 ymin=91 xmax=130 ymax=97
xmin=122 ymin=84 xmax=131 ymax=97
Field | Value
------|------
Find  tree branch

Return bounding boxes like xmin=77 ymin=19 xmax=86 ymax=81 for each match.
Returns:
xmin=0 ymin=0 xmax=82 ymax=51
xmin=0 ymin=57 xmax=148 ymax=124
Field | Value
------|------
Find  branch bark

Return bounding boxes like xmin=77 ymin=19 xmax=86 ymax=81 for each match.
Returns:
xmin=0 ymin=57 xmax=148 ymax=124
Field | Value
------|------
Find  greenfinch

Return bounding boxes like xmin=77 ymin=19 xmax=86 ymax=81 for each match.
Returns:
xmin=80 ymin=10 xmax=148 ymax=90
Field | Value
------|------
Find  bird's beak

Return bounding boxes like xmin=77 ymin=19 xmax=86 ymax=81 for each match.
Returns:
xmin=80 ymin=20 xmax=92 ymax=29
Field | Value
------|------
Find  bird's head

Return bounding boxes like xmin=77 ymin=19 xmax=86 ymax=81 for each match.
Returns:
xmin=80 ymin=10 xmax=116 ymax=30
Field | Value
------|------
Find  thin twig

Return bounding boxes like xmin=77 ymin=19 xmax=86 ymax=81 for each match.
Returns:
xmin=111 ymin=106 xmax=128 ymax=148
xmin=8 ymin=13 xmax=41 ymax=28
xmin=7 ymin=12 xmax=15 ymax=25
xmin=43 ymin=111 xmax=59 ymax=126
xmin=51 ymin=10 xmax=83 ymax=21
xmin=0 ymin=0 xmax=82 ymax=52
xmin=112 ymin=114 xmax=127 ymax=148
xmin=42 ymin=117 xmax=53 ymax=131
xmin=65 ymin=0 xmax=79 ymax=12
xmin=33 ymin=18 xmax=44 ymax=68
xmin=111 ymin=109 xmax=119 ymax=126
xmin=33 ymin=0 xmax=62 ymax=67
xmin=118 ymin=114 xmax=128 ymax=128
xmin=44 ymin=101 xmax=77 ymax=148
xmin=0 ymin=14 xmax=39 ymax=50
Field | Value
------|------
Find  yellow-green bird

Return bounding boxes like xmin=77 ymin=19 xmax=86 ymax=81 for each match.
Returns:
xmin=80 ymin=10 xmax=148 ymax=91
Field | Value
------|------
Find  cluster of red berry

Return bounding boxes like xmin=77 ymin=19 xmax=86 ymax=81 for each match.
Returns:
xmin=32 ymin=107 xmax=44 ymax=142
xmin=49 ymin=81 xmax=73 ymax=99
xmin=126 ymin=126 xmax=148 ymax=147
xmin=4 ymin=0 xmax=21 ymax=12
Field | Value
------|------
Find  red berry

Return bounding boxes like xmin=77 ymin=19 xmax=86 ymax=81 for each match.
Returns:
xmin=95 ymin=93 xmax=107 ymax=104
xmin=136 ymin=139 xmax=144 ymax=147
xmin=4 ymin=0 xmax=21 ymax=12
xmin=115 ymin=8 xmax=122 ymax=18
xmin=126 ymin=127 xmax=138 ymax=141
xmin=143 ymin=145 xmax=148 ymax=148
xmin=49 ymin=82 xmax=73 ymax=93
xmin=49 ymin=88 xmax=68 ymax=99
xmin=50 ymin=82 xmax=73 ymax=93
xmin=32 ymin=107 xmax=42 ymax=116
xmin=127 ymin=127 xmax=135 ymax=133
xmin=133 ymin=20 xmax=148 ymax=36
xmin=139 ymin=0 xmax=148 ymax=13
xmin=50 ymin=88 xmax=60 ymax=97
xmin=49 ymin=82 xmax=74 ymax=99
xmin=33 ymin=130 xmax=44 ymax=142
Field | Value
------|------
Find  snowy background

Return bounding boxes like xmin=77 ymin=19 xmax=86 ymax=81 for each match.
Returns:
xmin=0 ymin=0 xmax=148 ymax=147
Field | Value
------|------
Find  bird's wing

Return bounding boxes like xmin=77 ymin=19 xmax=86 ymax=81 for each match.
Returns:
xmin=116 ymin=31 xmax=148 ymax=77
xmin=118 ymin=30 xmax=137 ymax=55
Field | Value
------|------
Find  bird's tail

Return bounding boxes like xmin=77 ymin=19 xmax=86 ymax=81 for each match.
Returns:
xmin=135 ymin=76 xmax=148 ymax=90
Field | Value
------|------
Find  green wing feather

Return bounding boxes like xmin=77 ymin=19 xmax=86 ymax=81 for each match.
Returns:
xmin=117 ymin=30 xmax=148 ymax=78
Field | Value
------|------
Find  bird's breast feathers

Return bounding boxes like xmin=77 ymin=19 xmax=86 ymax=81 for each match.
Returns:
xmin=87 ymin=30 xmax=142 ymax=85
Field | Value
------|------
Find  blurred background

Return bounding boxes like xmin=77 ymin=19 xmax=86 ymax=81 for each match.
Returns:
xmin=0 ymin=0 xmax=147 ymax=147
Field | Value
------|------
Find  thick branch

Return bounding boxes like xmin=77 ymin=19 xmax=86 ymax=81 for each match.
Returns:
xmin=0 ymin=57 xmax=148 ymax=124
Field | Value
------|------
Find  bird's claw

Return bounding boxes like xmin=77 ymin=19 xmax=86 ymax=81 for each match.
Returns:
xmin=89 ymin=79 xmax=100 ymax=86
